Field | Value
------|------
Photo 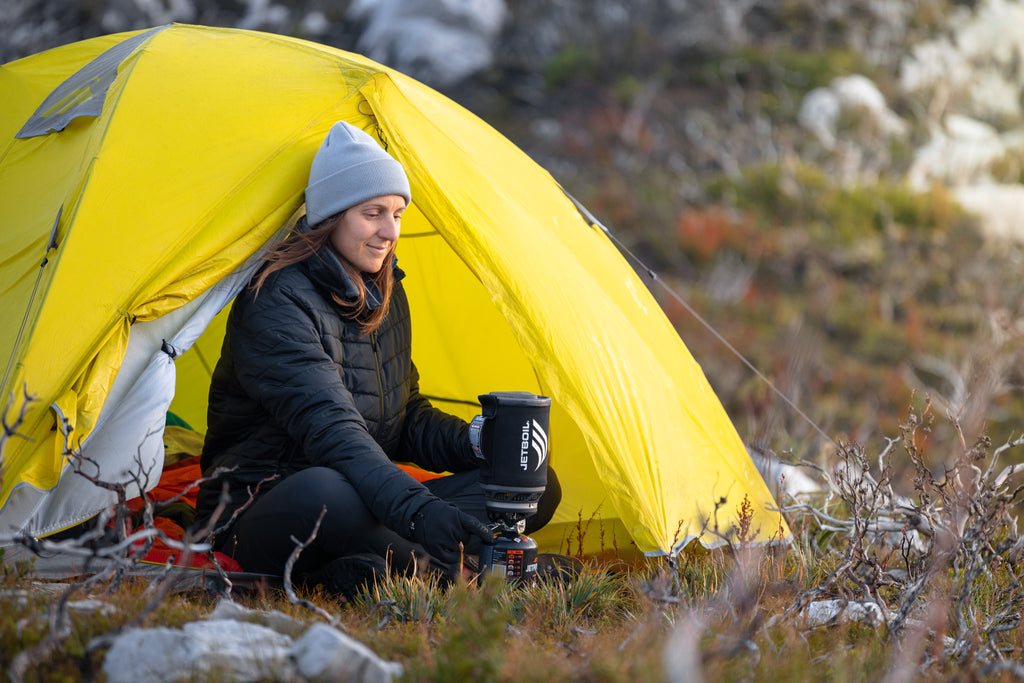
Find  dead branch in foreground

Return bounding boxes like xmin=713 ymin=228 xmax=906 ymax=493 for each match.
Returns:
xmin=779 ymin=403 xmax=1024 ymax=674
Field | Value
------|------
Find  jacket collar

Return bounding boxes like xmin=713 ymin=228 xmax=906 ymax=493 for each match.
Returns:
xmin=304 ymin=242 xmax=404 ymax=312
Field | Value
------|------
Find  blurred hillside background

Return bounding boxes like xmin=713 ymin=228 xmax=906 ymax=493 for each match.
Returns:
xmin=4 ymin=0 xmax=1023 ymax=481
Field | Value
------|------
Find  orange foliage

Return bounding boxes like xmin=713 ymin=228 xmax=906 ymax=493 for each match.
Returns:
xmin=676 ymin=207 xmax=754 ymax=261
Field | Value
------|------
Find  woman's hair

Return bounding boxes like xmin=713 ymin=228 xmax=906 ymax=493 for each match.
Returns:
xmin=251 ymin=214 xmax=395 ymax=335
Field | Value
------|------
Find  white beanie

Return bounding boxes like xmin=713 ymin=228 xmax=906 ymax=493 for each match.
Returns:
xmin=305 ymin=121 xmax=411 ymax=228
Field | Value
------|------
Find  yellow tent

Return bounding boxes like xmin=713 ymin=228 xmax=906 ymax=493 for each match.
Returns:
xmin=0 ymin=24 xmax=788 ymax=556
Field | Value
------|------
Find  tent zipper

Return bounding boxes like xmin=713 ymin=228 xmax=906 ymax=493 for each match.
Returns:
xmin=2 ymin=208 xmax=61 ymax=397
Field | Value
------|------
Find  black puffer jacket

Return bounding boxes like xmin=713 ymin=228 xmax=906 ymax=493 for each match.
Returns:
xmin=195 ymin=244 xmax=477 ymax=538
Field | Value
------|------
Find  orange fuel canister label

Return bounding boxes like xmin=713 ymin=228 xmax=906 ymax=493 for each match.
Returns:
xmin=505 ymin=549 xmax=524 ymax=577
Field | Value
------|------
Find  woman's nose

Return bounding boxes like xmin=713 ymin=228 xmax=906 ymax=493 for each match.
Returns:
xmin=379 ymin=216 xmax=400 ymax=241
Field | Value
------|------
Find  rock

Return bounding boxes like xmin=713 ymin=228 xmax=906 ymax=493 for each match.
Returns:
xmin=290 ymin=622 xmax=403 ymax=683
xmin=908 ymin=114 xmax=1008 ymax=187
xmin=747 ymin=447 xmax=825 ymax=501
xmin=237 ymin=0 xmax=291 ymax=32
xmin=899 ymin=0 xmax=1024 ymax=123
xmin=102 ymin=620 xmax=295 ymax=682
xmin=900 ymin=38 xmax=972 ymax=100
xmin=798 ymin=599 xmax=891 ymax=627
xmin=300 ymin=10 xmax=329 ymax=37
xmin=3 ymin=585 xmax=118 ymax=615
xmin=798 ymin=74 xmax=907 ymax=149
xmin=952 ymin=0 xmax=1024 ymax=67
xmin=945 ymin=113 xmax=1002 ymax=142
xmin=832 ymin=75 xmax=907 ymax=135
xmin=798 ymin=88 xmax=842 ymax=148
xmin=208 ymin=598 xmax=305 ymax=635
xmin=962 ymin=70 xmax=1023 ymax=123
xmin=953 ymin=184 xmax=1024 ymax=242
xmin=99 ymin=0 xmax=197 ymax=35
xmin=102 ymin=606 xmax=404 ymax=682
xmin=347 ymin=0 xmax=507 ymax=87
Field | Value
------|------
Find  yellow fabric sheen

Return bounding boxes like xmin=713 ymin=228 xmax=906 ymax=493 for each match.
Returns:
xmin=364 ymin=72 xmax=786 ymax=550
xmin=0 ymin=25 xmax=788 ymax=552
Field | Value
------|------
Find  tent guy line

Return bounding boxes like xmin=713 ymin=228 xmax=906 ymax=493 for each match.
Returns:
xmin=563 ymin=190 xmax=839 ymax=451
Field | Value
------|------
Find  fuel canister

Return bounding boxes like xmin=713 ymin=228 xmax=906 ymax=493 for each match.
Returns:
xmin=479 ymin=527 xmax=539 ymax=583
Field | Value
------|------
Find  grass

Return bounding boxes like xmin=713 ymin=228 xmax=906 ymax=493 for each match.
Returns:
xmin=4 ymin=405 xmax=1019 ymax=683
xmin=6 ymin=409 xmax=1024 ymax=681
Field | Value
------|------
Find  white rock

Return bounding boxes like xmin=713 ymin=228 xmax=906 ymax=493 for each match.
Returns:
xmin=290 ymin=622 xmax=403 ymax=683
xmin=800 ymin=599 xmax=891 ymax=627
xmin=953 ymin=0 xmax=1024 ymax=65
xmin=67 ymin=598 xmax=119 ymax=616
xmin=747 ymin=448 xmax=825 ymax=501
xmin=833 ymin=75 xmax=886 ymax=115
xmin=208 ymin=598 xmax=304 ymax=634
xmin=102 ymin=620 xmax=295 ymax=683
xmin=899 ymin=0 xmax=1024 ymax=121
xmin=833 ymin=75 xmax=908 ymax=137
xmin=945 ymin=113 xmax=1001 ymax=142
xmin=899 ymin=38 xmax=970 ymax=94
xmin=798 ymin=87 xmax=841 ymax=148
xmin=237 ymin=0 xmax=289 ymax=31
xmin=798 ymin=75 xmax=907 ymax=148
xmin=909 ymin=115 xmax=1008 ymax=187
xmin=953 ymin=184 xmax=1024 ymax=242
xmin=963 ymin=70 xmax=1022 ymax=122
xmin=2 ymin=587 xmax=118 ymax=615
xmin=300 ymin=10 xmax=329 ymax=36
xmin=103 ymin=607 xmax=404 ymax=683
xmin=348 ymin=0 xmax=507 ymax=86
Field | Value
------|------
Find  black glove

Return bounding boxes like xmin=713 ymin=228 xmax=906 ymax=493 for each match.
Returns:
xmin=408 ymin=500 xmax=493 ymax=565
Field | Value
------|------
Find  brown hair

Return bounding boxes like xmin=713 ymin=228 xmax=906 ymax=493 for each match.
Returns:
xmin=251 ymin=215 xmax=396 ymax=335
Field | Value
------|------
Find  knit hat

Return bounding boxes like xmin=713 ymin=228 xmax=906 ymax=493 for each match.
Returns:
xmin=305 ymin=121 xmax=411 ymax=228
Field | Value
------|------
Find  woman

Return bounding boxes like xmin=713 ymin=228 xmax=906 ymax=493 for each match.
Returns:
xmin=195 ymin=121 xmax=557 ymax=595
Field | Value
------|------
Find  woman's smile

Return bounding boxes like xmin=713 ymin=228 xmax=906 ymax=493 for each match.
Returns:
xmin=329 ymin=195 xmax=406 ymax=273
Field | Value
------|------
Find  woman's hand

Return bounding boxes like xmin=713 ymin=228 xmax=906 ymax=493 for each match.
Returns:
xmin=409 ymin=500 xmax=493 ymax=564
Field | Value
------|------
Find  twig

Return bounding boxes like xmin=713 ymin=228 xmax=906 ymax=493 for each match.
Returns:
xmin=207 ymin=474 xmax=279 ymax=541
xmin=282 ymin=506 xmax=339 ymax=626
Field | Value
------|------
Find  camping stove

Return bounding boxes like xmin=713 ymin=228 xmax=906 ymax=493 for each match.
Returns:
xmin=469 ymin=391 xmax=550 ymax=583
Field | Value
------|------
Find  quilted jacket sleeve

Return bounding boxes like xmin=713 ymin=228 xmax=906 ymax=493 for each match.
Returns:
xmin=228 ymin=276 xmax=438 ymax=536
xmin=396 ymin=362 xmax=480 ymax=473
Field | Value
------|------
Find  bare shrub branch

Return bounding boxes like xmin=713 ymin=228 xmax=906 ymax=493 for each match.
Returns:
xmin=282 ymin=505 xmax=341 ymax=627
xmin=779 ymin=402 xmax=1024 ymax=675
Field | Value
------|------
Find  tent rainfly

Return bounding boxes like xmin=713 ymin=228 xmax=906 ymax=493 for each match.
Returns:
xmin=0 ymin=24 xmax=789 ymax=557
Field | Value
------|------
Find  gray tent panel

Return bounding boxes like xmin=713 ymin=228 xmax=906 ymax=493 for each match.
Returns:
xmin=16 ymin=26 xmax=167 ymax=139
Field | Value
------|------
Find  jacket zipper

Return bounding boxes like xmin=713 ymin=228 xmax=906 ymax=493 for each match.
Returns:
xmin=370 ymin=330 xmax=385 ymax=430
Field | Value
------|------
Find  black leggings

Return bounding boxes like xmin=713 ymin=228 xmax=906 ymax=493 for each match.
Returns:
xmin=219 ymin=466 xmax=560 ymax=578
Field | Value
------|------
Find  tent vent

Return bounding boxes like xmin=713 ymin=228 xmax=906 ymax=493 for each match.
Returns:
xmin=16 ymin=25 xmax=168 ymax=139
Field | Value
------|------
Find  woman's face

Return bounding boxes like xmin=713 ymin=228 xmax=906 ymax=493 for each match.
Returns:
xmin=329 ymin=195 xmax=406 ymax=273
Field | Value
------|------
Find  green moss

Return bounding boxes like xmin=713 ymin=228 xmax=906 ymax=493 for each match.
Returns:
xmin=857 ymin=324 xmax=912 ymax=364
xmin=704 ymin=162 xmax=965 ymax=244
xmin=689 ymin=45 xmax=874 ymax=118
xmin=612 ymin=74 xmax=643 ymax=105
xmin=543 ymin=44 xmax=599 ymax=90
xmin=924 ymin=306 xmax=979 ymax=336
